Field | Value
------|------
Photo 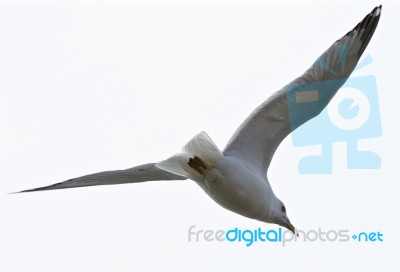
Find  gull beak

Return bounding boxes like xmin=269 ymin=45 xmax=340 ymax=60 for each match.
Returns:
xmin=284 ymin=221 xmax=298 ymax=237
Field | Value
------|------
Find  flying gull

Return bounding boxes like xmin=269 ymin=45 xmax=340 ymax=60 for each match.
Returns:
xmin=16 ymin=6 xmax=382 ymax=234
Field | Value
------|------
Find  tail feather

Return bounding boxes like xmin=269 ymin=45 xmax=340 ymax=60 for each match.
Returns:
xmin=182 ymin=131 xmax=223 ymax=163
xmin=155 ymin=131 xmax=223 ymax=181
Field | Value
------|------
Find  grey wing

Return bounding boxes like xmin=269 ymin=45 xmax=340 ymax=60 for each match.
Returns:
xmin=15 ymin=163 xmax=187 ymax=193
xmin=223 ymin=6 xmax=381 ymax=174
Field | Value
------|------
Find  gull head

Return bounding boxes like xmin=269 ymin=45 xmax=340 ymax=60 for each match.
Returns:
xmin=271 ymin=198 xmax=297 ymax=235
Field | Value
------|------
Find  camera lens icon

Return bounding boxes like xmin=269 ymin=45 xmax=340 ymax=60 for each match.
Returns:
xmin=328 ymin=87 xmax=371 ymax=131
xmin=288 ymin=75 xmax=382 ymax=174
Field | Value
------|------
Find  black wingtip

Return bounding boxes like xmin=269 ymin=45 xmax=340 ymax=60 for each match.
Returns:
xmin=9 ymin=184 xmax=62 ymax=194
xmin=372 ymin=5 xmax=382 ymax=17
xmin=8 ymin=189 xmax=30 ymax=194
xmin=337 ymin=5 xmax=382 ymax=59
xmin=9 ymin=189 xmax=38 ymax=194
xmin=358 ymin=5 xmax=382 ymax=56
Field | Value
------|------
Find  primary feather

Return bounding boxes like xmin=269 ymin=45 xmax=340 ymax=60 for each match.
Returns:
xmin=223 ymin=5 xmax=381 ymax=174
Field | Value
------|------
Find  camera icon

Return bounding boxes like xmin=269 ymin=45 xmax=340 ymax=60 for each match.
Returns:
xmin=286 ymin=56 xmax=382 ymax=174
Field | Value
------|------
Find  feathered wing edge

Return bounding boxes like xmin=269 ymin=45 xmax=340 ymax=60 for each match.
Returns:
xmin=13 ymin=163 xmax=187 ymax=193
xmin=14 ymin=131 xmax=223 ymax=193
xmin=223 ymin=6 xmax=382 ymax=174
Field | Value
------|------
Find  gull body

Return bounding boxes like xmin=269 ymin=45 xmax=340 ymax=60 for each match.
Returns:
xmin=16 ymin=6 xmax=382 ymax=234
xmin=195 ymin=155 xmax=276 ymax=222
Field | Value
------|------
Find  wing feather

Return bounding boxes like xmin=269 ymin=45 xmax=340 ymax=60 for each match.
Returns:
xmin=223 ymin=6 xmax=382 ymax=174
xmin=15 ymin=163 xmax=186 ymax=193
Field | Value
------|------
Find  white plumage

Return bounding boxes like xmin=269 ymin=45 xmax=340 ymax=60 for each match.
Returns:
xmin=17 ymin=6 xmax=382 ymax=234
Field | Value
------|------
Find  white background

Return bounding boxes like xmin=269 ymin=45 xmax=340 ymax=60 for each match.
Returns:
xmin=1 ymin=0 xmax=399 ymax=271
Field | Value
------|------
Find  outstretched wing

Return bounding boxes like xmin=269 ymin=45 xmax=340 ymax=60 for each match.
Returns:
xmin=223 ymin=6 xmax=381 ymax=174
xmin=15 ymin=163 xmax=187 ymax=193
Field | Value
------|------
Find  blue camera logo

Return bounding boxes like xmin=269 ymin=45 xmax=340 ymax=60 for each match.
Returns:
xmin=287 ymin=53 xmax=382 ymax=174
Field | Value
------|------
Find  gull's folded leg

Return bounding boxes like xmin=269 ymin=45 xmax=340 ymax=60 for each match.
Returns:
xmin=188 ymin=156 xmax=209 ymax=174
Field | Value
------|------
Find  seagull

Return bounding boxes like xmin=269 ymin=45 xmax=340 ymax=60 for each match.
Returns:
xmin=16 ymin=6 xmax=382 ymax=234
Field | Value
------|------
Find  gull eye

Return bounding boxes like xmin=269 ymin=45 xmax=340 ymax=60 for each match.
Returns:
xmin=281 ymin=206 xmax=286 ymax=213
